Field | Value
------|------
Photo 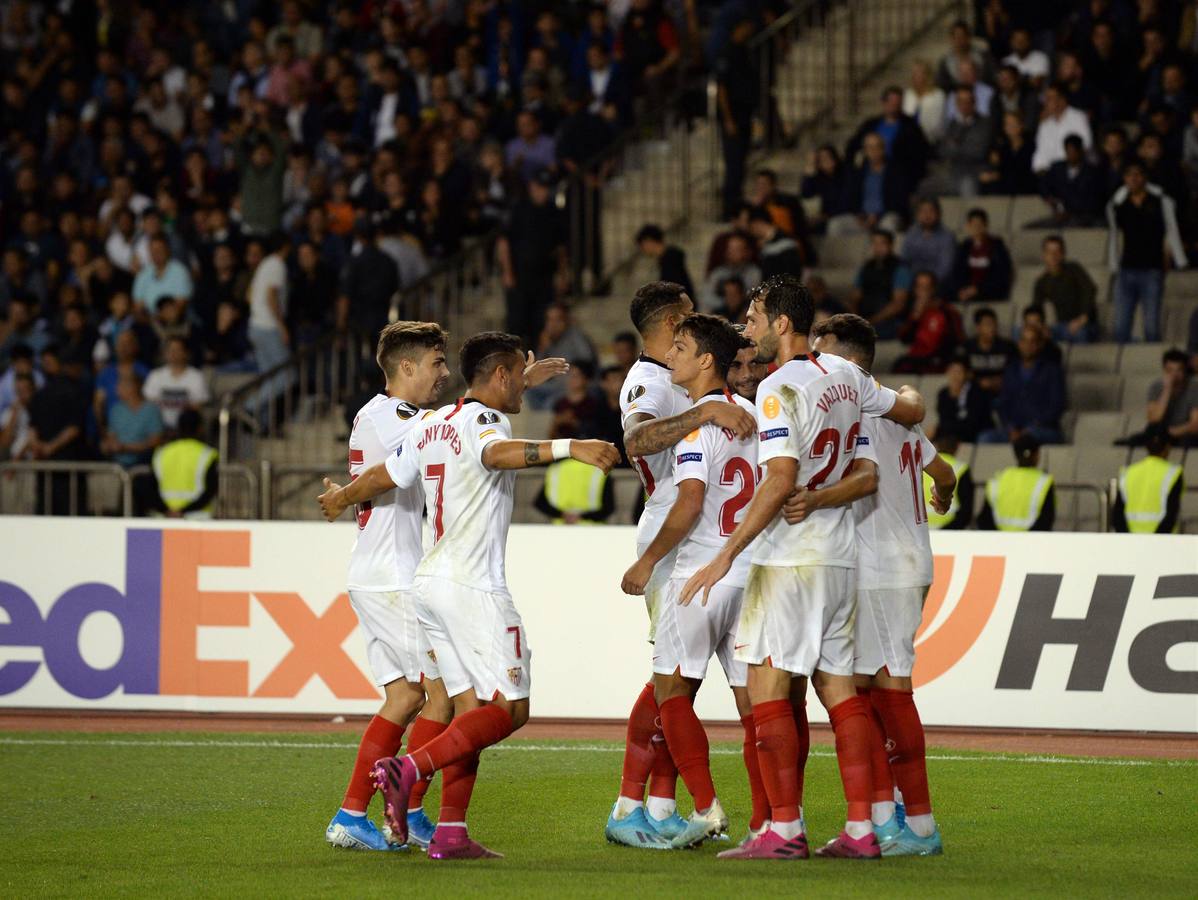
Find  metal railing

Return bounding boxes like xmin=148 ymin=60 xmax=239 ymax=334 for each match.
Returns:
xmin=0 ymin=461 xmax=132 ymax=517
xmin=970 ymin=480 xmax=1110 ymax=533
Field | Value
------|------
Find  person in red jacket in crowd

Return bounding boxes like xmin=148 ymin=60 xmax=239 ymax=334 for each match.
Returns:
xmin=895 ymin=270 xmax=962 ymax=373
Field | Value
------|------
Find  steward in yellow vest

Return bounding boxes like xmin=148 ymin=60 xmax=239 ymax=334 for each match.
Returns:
xmin=923 ymin=428 xmax=973 ymax=529
xmin=978 ymin=434 xmax=1054 ymax=531
xmin=535 ymin=456 xmax=614 ymax=523
xmin=1112 ymin=425 xmax=1184 ymax=533
xmin=149 ymin=409 xmax=218 ymax=518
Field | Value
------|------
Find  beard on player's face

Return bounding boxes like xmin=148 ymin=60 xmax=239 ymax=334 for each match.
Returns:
xmin=753 ymin=327 xmax=778 ymax=363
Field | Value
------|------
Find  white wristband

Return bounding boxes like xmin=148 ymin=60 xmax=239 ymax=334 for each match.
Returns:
xmin=550 ymin=439 xmax=572 ymax=461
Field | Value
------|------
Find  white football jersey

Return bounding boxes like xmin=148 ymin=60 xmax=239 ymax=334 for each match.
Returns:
xmin=386 ymin=398 xmax=515 ymax=595
xmin=752 ymin=352 xmax=898 ymax=568
xmin=852 ymin=416 xmax=936 ymax=591
xmin=619 ymin=354 xmax=692 ymax=545
xmin=346 ymin=394 xmax=428 ymax=592
xmin=671 ymin=391 xmax=759 ymax=587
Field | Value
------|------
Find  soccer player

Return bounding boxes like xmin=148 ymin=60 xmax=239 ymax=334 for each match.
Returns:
xmin=727 ymin=340 xmax=769 ymax=403
xmin=320 ymin=332 xmax=619 ymax=859
xmin=325 ymin=321 xmax=455 ymax=852
xmin=607 ymin=282 xmax=756 ymax=848
xmin=681 ymin=275 xmax=925 ymax=861
xmin=620 ymin=314 xmax=757 ymax=849
xmin=804 ymin=313 xmax=953 ymax=856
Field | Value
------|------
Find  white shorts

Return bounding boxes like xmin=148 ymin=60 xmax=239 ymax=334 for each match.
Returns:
xmin=854 ymin=586 xmax=929 ymax=678
xmin=348 ymin=589 xmax=440 ymax=687
xmin=653 ymin=578 xmax=747 ymax=687
xmin=734 ymin=564 xmax=857 ymax=677
xmin=413 ymin=576 xmax=531 ymax=702
xmin=640 ymin=542 xmax=678 ymax=644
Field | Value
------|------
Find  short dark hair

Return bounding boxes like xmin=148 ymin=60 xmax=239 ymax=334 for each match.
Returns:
xmin=613 ymin=330 xmax=638 ymax=347
xmin=1163 ymin=348 xmax=1189 ymax=367
xmin=1013 ymin=432 xmax=1040 ymax=464
xmin=934 ymin=426 xmax=961 ymax=452
xmin=1042 ymin=234 xmax=1066 ymax=253
xmin=460 ymin=331 xmax=523 ymax=384
xmin=9 ymin=343 xmax=34 ymax=363
xmin=1145 ymin=422 xmax=1172 ymax=454
xmin=674 ymin=313 xmax=752 ymax=379
xmin=571 ymin=358 xmax=596 ymax=380
xmin=629 ymin=280 xmax=689 ymax=336
xmin=376 ymin=321 xmax=448 ymax=376
xmin=635 ymin=224 xmax=664 ymax=244
xmin=747 ymin=207 xmax=774 ymax=225
xmin=600 ymin=364 xmax=624 ymax=380
xmin=966 ymin=208 xmax=988 ymax=224
xmin=177 ymin=408 xmax=202 ymax=438
xmin=756 ymin=275 xmax=814 ymax=337
xmin=974 ymin=306 xmax=997 ymax=325
xmin=755 ymin=168 xmax=778 ymax=184
xmin=1022 ymin=304 xmax=1046 ymax=321
xmin=870 ymin=227 xmax=894 ymax=243
xmin=810 ymin=312 xmax=877 ymax=370
xmin=1063 ymin=133 xmax=1085 ymax=151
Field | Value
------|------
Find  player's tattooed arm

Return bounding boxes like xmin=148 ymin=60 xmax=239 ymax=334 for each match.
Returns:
xmin=317 ymin=464 xmax=397 ymax=522
xmin=624 ymin=403 xmax=755 ymax=457
xmin=483 ymin=439 xmax=621 ymax=471
xmin=680 ymin=457 xmax=797 ymax=606
xmin=621 ymin=479 xmax=704 ymax=596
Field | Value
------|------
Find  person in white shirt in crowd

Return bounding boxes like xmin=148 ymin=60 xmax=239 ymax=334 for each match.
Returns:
xmin=144 ymin=336 xmax=210 ymax=430
xmin=943 ymin=59 xmax=994 ymax=124
xmin=902 ymin=60 xmax=946 ymax=144
xmin=246 ymin=233 xmax=292 ymax=409
xmin=1032 ymin=83 xmax=1092 ymax=174
xmin=1002 ymin=27 xmax=1050 ymax=87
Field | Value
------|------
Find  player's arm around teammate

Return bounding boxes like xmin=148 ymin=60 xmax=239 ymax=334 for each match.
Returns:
xmin=782 ymin=457 xmax=879 ymax=524
xmin=621 ymin=480 xmax=702 ymax=595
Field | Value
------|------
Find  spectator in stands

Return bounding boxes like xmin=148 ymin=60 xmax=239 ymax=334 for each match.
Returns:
xmin=952 ymin=208 xmax=1013 ymax=302
xmin=27 ymin=344 xmax=89 ymax=515
xmin=1033 ymin=235 xmax=1100 ymax=343
xmin=800 ymin=145 xmax=853 ymax=234
xmin=94 ymin=329 xmax=149 ymax=427
xmin=1056 ymin=51 xmax=1103 ymax=122
xmin=749 ymin=169 xmax=808 ymax=245
xmin=980 ymin=110 xmax=1039 ymax=195
xmin=944 ymin=60 xmax=994 ymax=126
xmin=845 ymin=86 xmax=931 ymax=186
xmin=982 ymin=324 xmax=1066 ymax=445
xmin=1002 ymin=27 xmax=1050 ymax=87
xmin=132 ymin=234 xmax=194 ymax=312
xmin=498 ymin=171 xmax=569 ymax=343
xmin=139 ymin=409 xmax=219 ymax=519
xmin=526 ymin=303 xmax=596 ymax=411
xmin=1036 ymin=134 xmax=1105 ymax=227
xmin=1082 ymin=20 xmax=1132 ymax=120
xmin=936 ymin=356 xmax=995 ymax=443
xmin=748 ymin=209 xmax=804 ymax=280
xmin=808 ymin=275 xmax=847 ymax=319
xmin=715 ymin=15 xmax=756 ymax=220
xmin=705 ymin=204 xmax=757 ymax=274
xmin=0 ymin=248 xmax=48 ymax=315
xmin=0 ymin=296 xmax=49 ymax=367
xmin=1017 ymin=305 xmax=1063 ymax=364
xmin=901 ymin=198 xmax=956 ymax=285
xmin=903 ymin=60 xmax=947 ymax=143
xmin=144 ymin=337 xmax=210 ymax=431
xmin=1107 ymin=162 xmax=1188 ymax=343
xmin=635 ymin=225 xmax=694 ymax=298
xmin=702 ymin=232 xmax=761 ymax=312
xmin=895 ymin=271 xmax=960 ymax=374
xmin=1145 ymin=348 xmax=1198 ymax=447
xmin=1112 ymin=423 xmax=1184 ymax=532
xmin=618 ymin=0 xmax=681 ymax=101
xmin=592 ymin=365 xmax=628 ymax=464
xmin=0 ymin=344 xmax=43 ymax=417
xmin=937 ymin=20 xmax=994 ymax=91
xmin=713 ymin=276 xmax=749 ymax=324
xmin=557 ymin=85 xmax=616 ymax=294
xmin=1190 ymin=307 xmax=1198 ymax=370
xmin=1032 ymin=83 xmax=1093 ymax=174
xmin=549 ymin=360 xmax=601 ymax=440
xmin=248 ymin=234 xmax=294 ymax=389
xmin=612 ymin=331 xmax=640 ymax=378
xmin=289 ymin=241 xmax=338 ymax=349
xmin=101 ymin=372 xmax=164 ymax=469
xmin=505 ymin=110 xmax=557 ymax=183
xmin=0 ymin=371 xmax=34 ymax=460
xmin=829 ymin=132 xmax=911 ymax=235
xmin=925 ymin=427 xmax=973 ymax=529
xmin=1136 ymin=129 xmax=1187 ymax=207
xmin=978 ymin=434 xmax=1055 ymax=531
xmin=990 ymin=65 xmax=1040 ymax=133
xmin=236 ymin=115 xmax=287 ymax=237
xmin=848 ymin=228 xmax=913 ymax=340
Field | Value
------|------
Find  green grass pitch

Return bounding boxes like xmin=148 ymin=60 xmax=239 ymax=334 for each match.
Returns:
xmin=0 ymin=732 xmax=1194 ymax=898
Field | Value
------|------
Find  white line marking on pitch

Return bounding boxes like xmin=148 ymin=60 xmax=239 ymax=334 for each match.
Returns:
xmin=0 ymin=737 xmax=1190 ymax=767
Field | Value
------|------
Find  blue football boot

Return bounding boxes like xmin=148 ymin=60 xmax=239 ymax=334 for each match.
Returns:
xmin=605 ymin=804 xmax=672 ymax=849
xmin=406 ymin=808 xmax=436 ymax=850
xmin=325 ymin=810 xmax=406 ymax=851
xmin=880 ymin=824 xmax=943 ymax=857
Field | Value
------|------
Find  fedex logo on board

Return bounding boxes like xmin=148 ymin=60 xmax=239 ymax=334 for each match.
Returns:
xmin=0 ymin=529 xmax=376 ymax=701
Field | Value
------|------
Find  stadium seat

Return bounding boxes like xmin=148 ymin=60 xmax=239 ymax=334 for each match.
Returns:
xmin=1074 ymin=445 xmax=1128 ymax=531
xmin=1011 ymin=230 xmax=1046 ymax=265
xmin=1056 ymin=228 xmax=1108 ymax=265
xmin=1118 ymin=343 xmax=1166 ymax=375
xmin=1163 ymin=300 xmax=1197 ymax=345
xmin=921 ymin=374 xmax=948 ymax=404
xmin=1009 ymin=267 xmax=1039 ymax=308
xmin=1040 ymin=445 xmax=1080 ymax=530
xmin=818 ymin=233 xmax=871 ymax=268
xmin=937 ymin=197 xmax=971 ymax=233
xmin=1069 ymin=373 xmax=1123 ymax=411
xmin=1072 ymin=412 xmax=1130 ymax=445
xmin=817 ymin=266 xmax=858 ymax=295
xmin=872 ymin=340 xmax=903 ymax=374
xmin=971 ymin=444 xmax=1015 ymax=485
xmin=1163 ymin=269 xmax=1198 ymax=299
xmin=1008 ymin=195 xmax=1053 ymax=231
xmin=1065 ymin=343 xmax=1121 ymax=373
xmin=1121 ymin=374 xmax=1157 ymax=413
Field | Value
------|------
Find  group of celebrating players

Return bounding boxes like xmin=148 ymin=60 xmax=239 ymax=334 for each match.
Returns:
xmin=317 ymin=273 xmax=950 ymax=861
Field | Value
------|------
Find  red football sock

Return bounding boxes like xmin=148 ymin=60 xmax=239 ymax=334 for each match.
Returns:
xmin=792 ymin=699 xmax=810 ymax=805
xmin=659 ymin=696 xmax=715 ymax=811
xmin=405 ymin=715 xmax=449 ymax=809
xmin=619 ymin=683 xmax=659 ymax=801
xmin=827 ymin=695 xmax=874 ymax=823
xmin=439 ymin=751 xmax=480 ymax=823
xmin=753 ymin=699 xmax=800 ymax=824
xmin=648 ymin=728 xmax=678 ymax=800
xmin=408 ymin=705 xmax=513 ymax=776
xmin=740 ymin=713 xmax=769 ymax=830
xmin=342 ymin=715 xmax=406 ymax=813
xmin=871 ymin=687 xmax=932 ymax=816
xmin=857 ymin=688 xmax=895 ymax=803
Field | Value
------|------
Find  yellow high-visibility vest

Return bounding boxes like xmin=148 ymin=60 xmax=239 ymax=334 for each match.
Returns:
xmin=543 ymin=458 xmax=606 ymax=524
xmin=152 ymin=438 xmax=217 ymax=517
xmin=985 ymin=466 xmax=1053 ymax=532
xmin=1118 ymin=455 xmax=1183 ymax=533
xmin=924 ymin=453 xmax=969 ymax=530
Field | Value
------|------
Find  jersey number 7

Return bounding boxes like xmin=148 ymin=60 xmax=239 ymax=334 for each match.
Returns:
xmin=425 ymin=463 xmax=446 ymax=541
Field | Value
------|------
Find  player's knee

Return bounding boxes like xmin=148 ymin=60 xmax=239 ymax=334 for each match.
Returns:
xmin=652 ymin=672 xmax=692 ymax=704
xmin=504 ymin=699 xmax=530 ymax=731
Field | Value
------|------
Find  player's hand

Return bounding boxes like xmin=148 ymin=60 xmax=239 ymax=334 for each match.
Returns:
xmin=523 ymin=351 xmax=569 ymax=387
xmin=707 ymin=401 xmax=756 ymax=440
xmin=621 ymin=557 xmax=654 ymax=595
xmin=782 ymin=485 xmax=817 ymax=524
xmin=680 ymin=552 xmax=732 ymax=608
xmin=570 ymin=439 xmax=621 ymax=473
xmin=317 ymin=477 xmax=349 ymax=522
xmin=930 ymin=488 xmax=952 ymax=515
